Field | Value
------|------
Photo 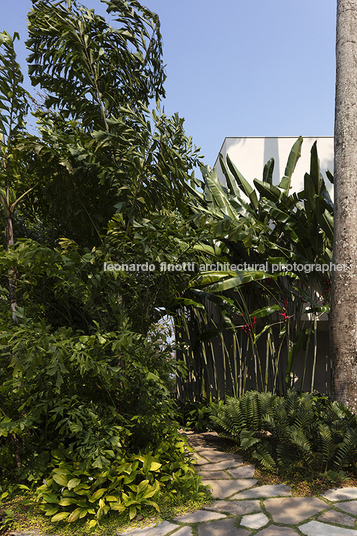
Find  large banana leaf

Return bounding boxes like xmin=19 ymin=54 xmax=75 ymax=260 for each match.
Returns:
xmin=201 ymin=165 xmax=238 ymax=220
xmin=226 ymin=154 xmax=259 ymax=210
xmin=279 ymin=136 xmax=303 ymax=194
xmin=254 ymin=179 xmax=281 ymax=203
xmin=263 ymin=157 xmax=274 ymax=184
xmin=219 ymin=153 xmax=241 ymax=198
xmin=190 ymin=270 xmax=275 ymax=293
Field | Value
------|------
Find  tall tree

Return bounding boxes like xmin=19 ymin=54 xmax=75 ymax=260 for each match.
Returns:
xmin=0 ymin=31 xmax=34 ymax=323
xmin=330 ymin=0 xmax=357 ymax=411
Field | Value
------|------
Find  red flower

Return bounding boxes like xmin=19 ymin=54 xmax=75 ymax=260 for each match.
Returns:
xmin=242 ymin=317 xmax=256 ymax=334
xmin=279 ymin=298 xmax=293 ymax=322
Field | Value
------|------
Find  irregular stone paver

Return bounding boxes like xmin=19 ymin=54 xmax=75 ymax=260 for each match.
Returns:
xmin=241 ymin=512 xmax=269 ymax=529
xmin=323 ymin=487 xmax=357 ymax=502
xmin=190 ymin=452 xmax=210 ymax=465
xmin=173 ymin=509 xmax=226 ymax=524
xmin=120 ymin=434 xmax=357 ymax=536
xmin=172 ymin=527 xmax=193 ymax=536
xmin=9 ymin=533 xmax=39 ymax=536
xmin=264 ymin=496 xmax=327 ymax=524
xmin=200 ymin=459 xmax=244 ymax=471
xmin=202 ymin=451 xmax=243 ymax=463
xmin=197 ymin=518 xmax=251 ymax=536
xmin=299 ymin=520 xmax=357 ymax=536
xmin=228 ymin=465 xmax=256 ymax=479
xmin=9 ymin=533 xmax=41 ymax=536
xmin=204 ymin=499 xmax=261 ymax=515
xmin=336 ymin=501 xmax=357 ymax=516
xmin=192 ymin=445 xmax=219 ymax=453
xmin=198 ymin=470 xmax=231 ymax=479
xmin=202 ymin=478 xmax=257 ymax=499
xmin=255 ymin=527 xmax=298 ymax=535
xmin=232 ymin=483 xmax=291 ymax=499
xmin=118 ymin=520 xmax=178 ymax=535
xmin=318 ymin=509 xmax=356 ymax=527
xmin=201 ymin=431 xmax=219 ymax=438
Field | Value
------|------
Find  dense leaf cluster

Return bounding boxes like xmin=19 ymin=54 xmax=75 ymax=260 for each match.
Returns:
xmin=210 ymin=390 xmax=357 ymax=478
xmin=0 ymin=0 xmax=209 ymax=528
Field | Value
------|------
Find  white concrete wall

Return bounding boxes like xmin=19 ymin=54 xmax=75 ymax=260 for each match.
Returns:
xmin=215 ymin=136 xmax=334 ymax=195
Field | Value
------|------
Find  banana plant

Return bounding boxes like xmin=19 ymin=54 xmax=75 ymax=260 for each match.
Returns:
xmin=178 ymin=138 xmax=334 ymax=399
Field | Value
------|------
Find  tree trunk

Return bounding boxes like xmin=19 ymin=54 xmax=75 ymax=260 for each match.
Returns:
xmin=5 ymin=211 xmax=18 ymax=325
xmin=330 ymin=0 xmax=357 ymax=411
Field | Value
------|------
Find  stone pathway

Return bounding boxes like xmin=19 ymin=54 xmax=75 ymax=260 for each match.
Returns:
xmin=116 ymin=431 xmax=357 ymax=536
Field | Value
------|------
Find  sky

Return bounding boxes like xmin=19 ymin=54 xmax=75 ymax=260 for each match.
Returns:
xmin=2 ymin=0 xmax=336 ymax=167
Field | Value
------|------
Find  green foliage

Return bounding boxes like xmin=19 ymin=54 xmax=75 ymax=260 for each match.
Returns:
xmin=0 ymin=1 xmax=210 ymax=528
xmin=176 ymin=400 xmax=213 ymax=432
xmin=0 ymin=508 xmax=15 ymax=533
xmin=177 ymin=138 xmax=334 ymax=400
xmin=0 ymin=31 xmax=28 ymax=142
xmin=34 ymin=434 xmax=202 ymax=528
xmin=0 ymin=314 xmax=179 ymax=475
xmin=27 ymin=0 xmax=166 ymax=127
xmin=210 ymin=390 xmax=357 ymax=476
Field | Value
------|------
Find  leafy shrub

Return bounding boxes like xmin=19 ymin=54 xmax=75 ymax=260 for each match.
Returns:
xmin=210 ymin=389 xmax=357 ymax=477
xmin=0 ymin=317 xmax=205 ymax=527
xmin=35 ymin=434 xmax=201 ymax=528
xmin=176 ymin=400 xmax=213 ymax=432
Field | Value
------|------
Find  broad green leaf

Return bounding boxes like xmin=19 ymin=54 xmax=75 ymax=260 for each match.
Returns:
xmin=309 ymin=141 xmax=319 ymax=186
xmin=279 ymin=176 xmax=290 ymax=190
xmin=68 ymin=508 xmax=81 ymax=522
xmin=263 ymin=157 xmax=274 ymax=184
xmin=67 ymin=478 xmax=81 ymax=490
xmin=43 ymin=505 xmax=59 ymax=516
xmin=136 ymin=480 xmax=149 ymax=494
xmin=281 ymin=136 xmax=303 ymax=194
xmin=249 ymin=304 xmax=281 ymax=319
xmin=79 ymin=508 xmax=88 ymax=519
xmin=326 ymin=169 xmax=334 ymax=184
xmin=51 ymin=511 xmax=70 ymax=522
xmin=110 ymin=502 xmax=126 ymax=511
xmin=52 ymin=473 xmax=69 ymax=487
xmin=201 ymin=165 xmax=237 ymax=220
xmin=172 ymin=297 xmax=205 ymax=310
xmin=89 ymin=488 xmax=106 ymax=501
xmin=143 ymin=499 xmax=160 ymax=511
xmin=41 ymin=493 xmax=60 ymax=504
xmin=129 ymin=505 xmax=137 ymax=520
xmin=226 ymin=153 xmax=258 ymax=210
xmin=254 ymin=179 xmax=281 ymax=203
xmin=219 ymin=153 xmax=241 ymax=197
xmin=149 ymin=461 xmax=162 ymax=471
xmin=197 ymin=270 xmax=273 ymax=293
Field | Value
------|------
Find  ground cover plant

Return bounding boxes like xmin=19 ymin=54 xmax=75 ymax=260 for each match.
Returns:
xmin=210 ymin=389 xmax=357 ymax=480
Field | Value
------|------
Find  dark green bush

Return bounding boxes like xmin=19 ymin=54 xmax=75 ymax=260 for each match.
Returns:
xmin=176 ymin=400 xmax=213 ymax=432
xmin=210 ymin=389 xmax=357 ymax=477
xmin=0 ymin=318 xmax=204 ymax=527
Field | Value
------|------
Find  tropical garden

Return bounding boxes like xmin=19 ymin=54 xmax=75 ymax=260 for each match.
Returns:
xmin=1 ymin=0 xmax=357 ymax=534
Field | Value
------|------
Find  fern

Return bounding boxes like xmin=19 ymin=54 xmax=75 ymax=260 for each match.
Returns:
xmin=240 ymin=430 xmax=261 ymax=450
xmin=209 ymin=389 xmax=357 ymax=476
xmin=252 ymin=443 xmax=276 ymax=470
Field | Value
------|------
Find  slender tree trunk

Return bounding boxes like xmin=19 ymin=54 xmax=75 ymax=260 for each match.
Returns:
xmin=330 ymin=0 xmax=357 ymax=411
xmin=5 ymin=209 xmax=18 ymax=324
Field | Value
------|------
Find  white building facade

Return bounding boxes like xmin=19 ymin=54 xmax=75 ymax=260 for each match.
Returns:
xmin=214 ymin=136 xmax=334 ymax=194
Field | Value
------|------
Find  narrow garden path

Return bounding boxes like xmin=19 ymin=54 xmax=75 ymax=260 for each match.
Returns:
xmin=119 ymin=431 xmax=357 ymax=536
